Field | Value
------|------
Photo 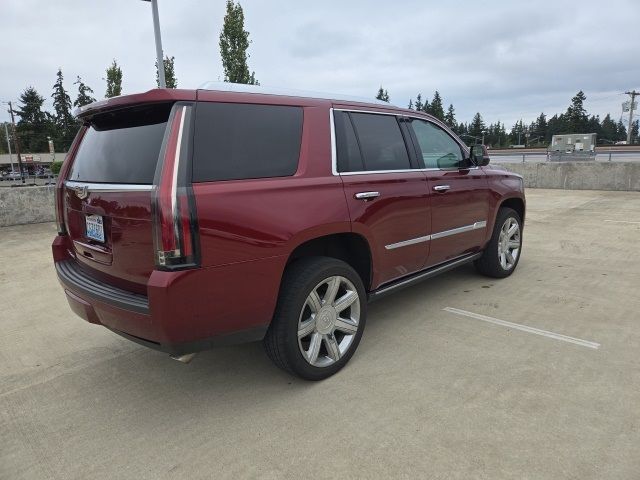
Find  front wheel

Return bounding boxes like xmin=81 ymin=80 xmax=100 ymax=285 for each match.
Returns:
xmin=475 ymin=207 xmax=523 ymax=278
xmin=263 ymin=257 xmax=367 ymax=380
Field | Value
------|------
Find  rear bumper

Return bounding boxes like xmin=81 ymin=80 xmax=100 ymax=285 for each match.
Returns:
xmin=53 ymin=236 xmax=285 ymax=355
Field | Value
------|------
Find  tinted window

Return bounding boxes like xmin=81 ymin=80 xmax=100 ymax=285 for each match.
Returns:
xmin=350 ymin=113 xmax=411 ymax=171
xmin=192 ymin=103 xmax=303 ymax=182
xmin=335 ymin=112 xmax=364 ymax=172
xmin=68 ymin=104 xmax=171 ymax=184
xmin=411 ymin=120 xmax=462 ymax=169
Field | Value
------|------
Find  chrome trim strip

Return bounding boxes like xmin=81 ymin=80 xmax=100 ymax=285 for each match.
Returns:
xmin=385 ymin=235 xmax=431 ymax=250
xmin=384 ymin=221 xmax=487 ymax=250
xmin=65 ymin=181 xmax=153 ymax=192
xmin=330 ymin=108 xmax=338 ymax=175
xmin=430 ymin=221 xmax=487 ymax=240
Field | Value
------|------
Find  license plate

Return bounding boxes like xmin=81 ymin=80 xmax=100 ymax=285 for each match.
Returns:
xmin=85 ymin=215 xmax=105 ymax=242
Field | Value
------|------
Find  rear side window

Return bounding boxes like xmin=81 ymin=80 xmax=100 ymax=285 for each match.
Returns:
xmin=334 ymin=112 xmax=364 ymax=172
xmin=68 ymin=103 xmax=171 ymax=184
xmin=192 ymin=103 xmax=303 ymax=182
xmin=349 ymin=113 xmax=411 ymax=171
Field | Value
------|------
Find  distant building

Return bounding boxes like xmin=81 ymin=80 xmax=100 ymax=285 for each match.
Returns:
xmin=548 ymin=133 xmax=597 ymax=161
xmin=550 ymin=133 xmax=597 ymax=152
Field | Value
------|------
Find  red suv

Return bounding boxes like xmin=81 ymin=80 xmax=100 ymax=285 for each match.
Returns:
xmin=52 ymin=84 xmax=525 ymax=380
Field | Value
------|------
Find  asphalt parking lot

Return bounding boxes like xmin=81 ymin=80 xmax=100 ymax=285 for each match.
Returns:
xmin=1 ymin=189 xmax=639 ymax=480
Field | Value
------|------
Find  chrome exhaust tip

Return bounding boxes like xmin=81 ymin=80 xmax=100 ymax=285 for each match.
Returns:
xmin=170 ymin=353 xmax=198 ymax=364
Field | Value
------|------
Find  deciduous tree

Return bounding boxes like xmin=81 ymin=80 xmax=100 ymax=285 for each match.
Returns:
xmin=156 ymin=55 xmax=178 ymax=88
xmin=219 ymin=0 xmax=258 ymax=85
xmin=105 ymin=59 xmax=123 ymax=98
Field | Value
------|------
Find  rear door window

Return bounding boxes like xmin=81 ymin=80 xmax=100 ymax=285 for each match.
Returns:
xmin=349 ymin=113 xmax=411 ymax=171
xmin=68 ymin=103 xmax=171 ymax=184
xmin=192 ymin=103 xmax=303 ymax=182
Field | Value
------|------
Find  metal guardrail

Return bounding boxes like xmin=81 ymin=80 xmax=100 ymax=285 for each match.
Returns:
xmin=489 ymin=149 xmax=640 ymax=164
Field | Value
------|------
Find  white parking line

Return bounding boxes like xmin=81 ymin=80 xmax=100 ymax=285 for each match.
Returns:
xmin=604 ymin=220 xmax=640 ymax=224
xmin=443 ymin=307 xmax=601 ymax=350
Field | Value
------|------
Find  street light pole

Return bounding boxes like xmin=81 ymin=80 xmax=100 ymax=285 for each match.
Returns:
xmin=4 ymin=122 xmax=14 ymax=172
xmin=146 ymin=0 xmax=166 ymax=88
xmin=7 ymin=101 xmax=25 ymax=184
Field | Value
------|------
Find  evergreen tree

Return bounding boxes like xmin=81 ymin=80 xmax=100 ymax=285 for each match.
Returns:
xmin=156 ymin=55 xmax=178 ymax=88
xmin=105 ymin=59 xmax=123 ymax=98
xmin=600 ymin=114 xmax=617 ymax=142
xmin=534 ymin=112 xmax=547 ymax=142
xmin=51 ymin=69 xmax=76 ymax=150
xmin=444 ymin=104 xmax=456 ymax=129
xmin=73 ymin=76 xmax=96 ymax=108
xmin=509 ymin=119 xmax=525 ymax=145
xmin=616 ymin=120 xmax=627 ymax=141
xmin=469 ymin=112 xmax=486 ymax=141
xmin=219 ymin=0 xmax=258 ymax=85
xmin=566 ymin=90 xmax=588 ymax=132
xmin=375 ymin=86 xmax=390 ymax=102
xmin=428 ymin=91 xmax=445 ymax=121
xmin=407 ymin=99 xmax=414 ymax=110
xmin=15 ymin=87 xmax=52 ymax=152
xmin=414 ymin=94 xmax=423 ymax=112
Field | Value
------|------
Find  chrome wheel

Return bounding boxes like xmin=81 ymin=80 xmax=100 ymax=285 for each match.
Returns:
xmin=498 ymin=217 xmax=521 ymax=270
xmin=297 ymin=276 xmax=361 ymax=368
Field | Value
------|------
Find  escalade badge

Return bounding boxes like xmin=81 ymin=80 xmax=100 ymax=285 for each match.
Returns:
xmin=74 ymin=185 xmax=88 ymax=199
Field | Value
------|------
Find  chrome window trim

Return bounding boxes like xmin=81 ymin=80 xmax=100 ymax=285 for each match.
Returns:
xmin=330 ymin=108 xmax=338 ymax=176
xmin=384 ymin=221 xmax=487 ymax=250
xmin=65 ymin=180 xmax=153 ymax=192
xmin=330 ymin=108 xmax=477 ymax=176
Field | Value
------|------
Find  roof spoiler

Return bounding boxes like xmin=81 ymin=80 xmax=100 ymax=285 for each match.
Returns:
xmin=74 ymin=89 xmax=197 ymax=118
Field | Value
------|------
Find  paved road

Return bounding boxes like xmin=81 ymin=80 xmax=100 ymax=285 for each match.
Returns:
xmin=1 ymin=189 xmax=639 ymax=479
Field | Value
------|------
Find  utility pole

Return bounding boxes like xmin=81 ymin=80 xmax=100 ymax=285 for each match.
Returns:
xmin=625 ymin=90 xmax=638 ymax=144
xmin=7 ymin=101 xmax=25 ymax=184
xmin=4 ymin=122 xmax=14 ymax=172
xmin=142 ymin=0 xmax=166 ymax=88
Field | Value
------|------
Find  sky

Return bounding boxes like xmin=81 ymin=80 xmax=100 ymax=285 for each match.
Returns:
xmin=1 ymin=0 xmax=639 ymax=129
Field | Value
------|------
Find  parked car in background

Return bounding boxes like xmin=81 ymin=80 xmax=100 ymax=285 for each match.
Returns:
xmin=52 ymin=84 xmax=525 ymax=380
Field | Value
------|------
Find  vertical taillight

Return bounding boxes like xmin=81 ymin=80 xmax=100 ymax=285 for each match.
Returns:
xmin=55 ymin=127 xmax=87 ymax=235
xmin=152 ymin=103 xmax=199 ymax=269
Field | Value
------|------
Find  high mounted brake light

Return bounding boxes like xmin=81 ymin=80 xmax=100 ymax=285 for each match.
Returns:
xmin=152 ymin=103 xmax=199 ymax=269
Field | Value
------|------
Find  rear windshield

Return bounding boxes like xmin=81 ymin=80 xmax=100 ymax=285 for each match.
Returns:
xmin=68 ymin=103 xmax=171 ymax=184
xmin=192 ymin=102 xmax=303 ymax=182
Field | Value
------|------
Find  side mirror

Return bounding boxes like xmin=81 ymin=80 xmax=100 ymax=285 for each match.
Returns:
xmin=470 ymin=144 xmax=490 ymax=166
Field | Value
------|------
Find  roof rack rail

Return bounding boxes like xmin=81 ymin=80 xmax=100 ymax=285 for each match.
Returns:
xmin=198 ymin=81 xmax=394 ymax=106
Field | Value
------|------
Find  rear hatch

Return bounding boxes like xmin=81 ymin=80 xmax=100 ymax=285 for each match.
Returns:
xmin=64 ymin=103 xmax=172 ymax=294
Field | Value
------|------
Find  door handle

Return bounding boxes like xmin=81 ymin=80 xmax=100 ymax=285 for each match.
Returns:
xmin=354 ymin=191 xmax=380 ymax=200
xmin=433 ymin=185 xmax=451 ymax=192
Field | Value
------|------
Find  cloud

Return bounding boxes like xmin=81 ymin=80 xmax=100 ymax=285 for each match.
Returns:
xmin=1 ymin=0 xmax=638 ymax=128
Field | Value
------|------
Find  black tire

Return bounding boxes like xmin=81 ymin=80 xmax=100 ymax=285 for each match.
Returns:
xmin=475 ymin=207 xmax=523 ymax=278
xmin=263 ymin=256 xmax=367 ymax=381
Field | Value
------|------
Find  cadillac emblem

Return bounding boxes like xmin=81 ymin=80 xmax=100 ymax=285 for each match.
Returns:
xmin=74 ymin=185 xmax=89 ymax=200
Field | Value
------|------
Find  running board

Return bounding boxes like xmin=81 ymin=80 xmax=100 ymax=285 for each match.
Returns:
xmin=368 ymin=252 xmax=482 ymax=302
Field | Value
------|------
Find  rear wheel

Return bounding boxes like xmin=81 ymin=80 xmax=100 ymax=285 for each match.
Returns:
xmin=264 ymin=257 xmax=366 ymax=380
xmin=475 ymin=207 xmax=522 ymax=278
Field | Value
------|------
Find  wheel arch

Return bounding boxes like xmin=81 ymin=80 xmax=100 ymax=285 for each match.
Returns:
xmin=499 ymin=196 xmax=526 ymax=225
xmin=285 ymin=232 xmax=373 ymax=291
